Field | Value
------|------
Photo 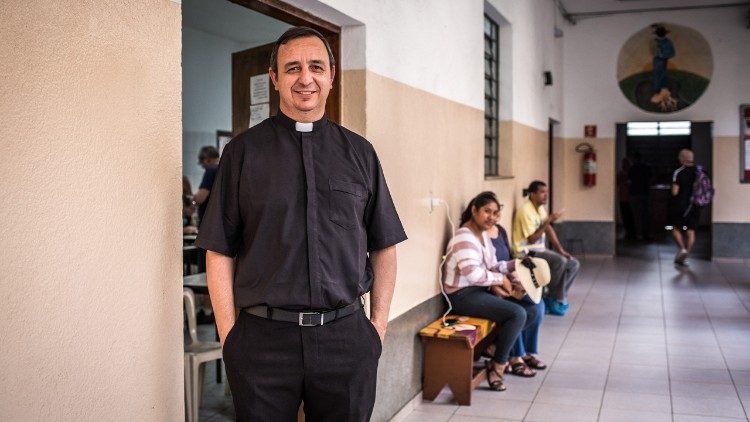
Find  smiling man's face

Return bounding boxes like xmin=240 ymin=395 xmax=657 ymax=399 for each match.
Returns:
xmin=269 ymin=36 xmax=334 ymax=123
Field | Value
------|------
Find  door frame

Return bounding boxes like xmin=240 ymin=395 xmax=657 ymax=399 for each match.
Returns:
xmin=229 ymin=0 xmax=342 ymax=122
xmin=548 ymin=118 xmax=559 ymax=212
xmin=614 ymin=120 xmax=713 ymax=258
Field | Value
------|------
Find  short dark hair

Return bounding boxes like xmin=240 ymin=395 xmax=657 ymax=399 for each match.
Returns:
xmin=198 ymin=146 xmax=219 ymax=161
xmin=460 ymin=191 xmax=500 ymax=226
xmin=522 ymin=181 xmax=546 ymax=197
xmin=269 ymin=26 xmax=335 ymax=73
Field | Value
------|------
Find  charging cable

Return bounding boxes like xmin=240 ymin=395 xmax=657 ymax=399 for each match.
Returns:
xmin=434 ymin=198 xmax=457 ymax=327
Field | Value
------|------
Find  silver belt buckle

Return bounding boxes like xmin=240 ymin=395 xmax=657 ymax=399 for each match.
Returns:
xmin=298 ymin=311 xmax=325 ymax=326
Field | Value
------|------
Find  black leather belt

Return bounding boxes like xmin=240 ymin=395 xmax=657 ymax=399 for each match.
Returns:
xmin=243 ymin=301 xmax=362 ymax=326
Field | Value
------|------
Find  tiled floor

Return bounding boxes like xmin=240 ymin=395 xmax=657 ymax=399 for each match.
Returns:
xmin=397 ymin=241 xmax=750 ymax=422
xmin=193 ymin=240 xmax=750 ymax=421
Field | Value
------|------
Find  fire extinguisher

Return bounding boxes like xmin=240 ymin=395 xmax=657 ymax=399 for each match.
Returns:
xmin=575 ymin=143 xmax=597 ymax=187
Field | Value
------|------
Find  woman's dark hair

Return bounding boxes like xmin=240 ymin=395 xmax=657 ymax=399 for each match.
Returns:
xmin=460 ymin=191 xmax=500 ymax=226
xmin=269 ymin=26 xmax=335 ymax=73
xmin=522 ymin=180 xmax=546 ymax=197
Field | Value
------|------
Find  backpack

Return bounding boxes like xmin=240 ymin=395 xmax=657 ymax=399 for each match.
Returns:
xmin=691 ymin=165 xmax=714 ymax=207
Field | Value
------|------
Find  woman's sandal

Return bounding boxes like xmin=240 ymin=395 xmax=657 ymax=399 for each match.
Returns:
xmin=522 ymin=355 xmax=547 ymax=370
xmin=485 ymin=361 xmax=507 ymax=391
xmin=505 ymin=360 xmax=536 ymax=377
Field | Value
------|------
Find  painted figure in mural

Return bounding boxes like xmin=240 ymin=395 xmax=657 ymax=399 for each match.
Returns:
xmin=649 ymin=24 xmax=678 ymax=111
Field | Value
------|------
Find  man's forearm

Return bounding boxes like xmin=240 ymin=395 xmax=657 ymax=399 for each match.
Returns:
xmin=546 ymin=226 xmax=565 ymax=253
xmin=206 ymin=250 xmax=236 ymax=345
xmin=369 ymin=246 xmax=397 ymax=340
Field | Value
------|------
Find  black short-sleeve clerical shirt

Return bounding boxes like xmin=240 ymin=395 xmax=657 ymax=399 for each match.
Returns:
xmin=195 ymin=112 xmax=407 ymax=311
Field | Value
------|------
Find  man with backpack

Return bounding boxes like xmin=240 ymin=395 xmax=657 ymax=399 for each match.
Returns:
xmin=668 ymin=148 xmax=714 ymax=266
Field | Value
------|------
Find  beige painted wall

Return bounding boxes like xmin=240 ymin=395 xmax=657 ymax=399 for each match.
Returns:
xmin=363 ymin=71 xmax=484 ymax=318
xmin=553 ymin=135 xmax=749 ymax=225
xmin=486 ymin=121 xmax=551 ymax=229
xmin=358 ymin=73 xmax=553 ymax=319
xmin=0 ymin=1 xmax=183 ymax=420
xmin=556 ymin=137 xmax=616 ymax=222
xmin=714 ymin=136 xmax=750 ymax=223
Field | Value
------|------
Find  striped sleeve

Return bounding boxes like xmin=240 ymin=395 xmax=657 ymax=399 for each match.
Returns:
xmin=443 ymin=229 xmax=504 ymax=289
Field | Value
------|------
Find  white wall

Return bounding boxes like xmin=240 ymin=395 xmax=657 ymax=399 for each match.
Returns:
xmin=182 ymin=27 xmax=239 ymax=189
xmin=317 ymin=0 xmax=564 ymax=131
xmin=561 ymin=7 xmax=750 ymax=138
xmin=310 ymin=0 xmax=485 ymax=110
xmin=299 ymin=0 xmax=566 ymax=318
xmin=490 ymin=0 xmax=564 ymax=130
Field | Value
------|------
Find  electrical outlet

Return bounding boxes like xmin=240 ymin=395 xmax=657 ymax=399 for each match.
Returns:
xmin=429 ymin=197 xmax=444 ymax=213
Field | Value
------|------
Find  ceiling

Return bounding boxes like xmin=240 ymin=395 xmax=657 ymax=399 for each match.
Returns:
xmin=182 ymin=0 xmax=291 ymax=46
xmin=558 ymin=0 xmax=750 ymax=22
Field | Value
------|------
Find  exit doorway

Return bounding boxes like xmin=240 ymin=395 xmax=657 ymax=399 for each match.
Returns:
xmin=614 ymin=121 xmax=713 ymax=259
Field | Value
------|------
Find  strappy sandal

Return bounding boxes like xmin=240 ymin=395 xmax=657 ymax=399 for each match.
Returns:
xmin=522 ymin=355 xmax=547 ymax=370
xmin=485 ymin=361 xmax=507 ymax=391
xmin=505 ymin=360 xmax=536 ymax=377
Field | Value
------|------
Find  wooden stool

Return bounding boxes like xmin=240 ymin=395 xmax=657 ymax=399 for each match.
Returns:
xmin=419 ymin=316 xmax=497 ymax=405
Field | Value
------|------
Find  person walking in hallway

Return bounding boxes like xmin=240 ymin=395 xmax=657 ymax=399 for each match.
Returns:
xmin=512 ymin=181 xmax=579 ymax=316
xmin=195 ymin=26 xmax=407 ymax=421
xmin=668 ymin=148 xmax=704 ymax=266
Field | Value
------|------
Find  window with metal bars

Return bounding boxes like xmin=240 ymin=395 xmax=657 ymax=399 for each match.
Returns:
xmin=484 ymin=14 xmax=499 ymax=177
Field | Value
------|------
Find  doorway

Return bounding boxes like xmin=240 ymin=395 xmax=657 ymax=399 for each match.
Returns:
xmin=548 ymin=118 xmax=559 ymax=213
xmin=181 ymin=1 xmax=341 ymax=419
xmin=614 ymin=121 xmax=713 ymax=259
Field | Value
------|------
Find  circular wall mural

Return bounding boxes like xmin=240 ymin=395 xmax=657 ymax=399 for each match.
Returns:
xmin=617 ymin=23 xmax=712 ymax=113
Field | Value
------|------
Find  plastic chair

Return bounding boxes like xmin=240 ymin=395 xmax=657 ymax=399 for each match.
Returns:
xmin=183 ymin=288 xmax=223 ymax=422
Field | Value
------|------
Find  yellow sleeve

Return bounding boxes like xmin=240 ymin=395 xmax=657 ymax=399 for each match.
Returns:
xmin=512 ymin=204 xmax=537 ymax=255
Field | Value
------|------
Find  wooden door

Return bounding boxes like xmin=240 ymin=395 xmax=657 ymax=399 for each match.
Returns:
xmin=232 ymin=42 xmax=278 ymax=136
xmin=232 ymin=37 xmax=340 ymax=136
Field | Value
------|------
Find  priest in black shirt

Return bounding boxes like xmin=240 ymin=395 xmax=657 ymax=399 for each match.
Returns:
xmin=196 ymin=26 xmax=407 ymax=421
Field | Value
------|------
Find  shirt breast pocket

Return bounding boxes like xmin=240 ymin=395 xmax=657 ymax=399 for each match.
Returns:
xmin=329 ymin=178 xmax=367 ymax=230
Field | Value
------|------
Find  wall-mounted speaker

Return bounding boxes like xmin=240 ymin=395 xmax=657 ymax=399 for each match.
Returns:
xmin=544 ymin=71 xmax=553 ymax=86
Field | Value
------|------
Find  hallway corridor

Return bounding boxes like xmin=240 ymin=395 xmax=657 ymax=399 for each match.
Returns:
xmin=397 ymin=244 xmax=750 ymax=422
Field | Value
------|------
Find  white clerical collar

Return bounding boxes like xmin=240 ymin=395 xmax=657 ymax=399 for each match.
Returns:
xmin=295 ymin=122 xmax=313 ymax=132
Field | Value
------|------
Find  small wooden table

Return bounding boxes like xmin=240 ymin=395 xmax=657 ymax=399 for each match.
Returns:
xmin=419 ymin=316 xmax=497 ymax=405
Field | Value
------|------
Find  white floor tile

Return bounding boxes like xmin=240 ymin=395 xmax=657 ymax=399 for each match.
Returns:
xmin=672 ymin=396 xmax=746 ymax=419
xmin=601 ymin=390 xmax=671 ymax=413
xmin=598 ymin=408 xmax=672 ymax=422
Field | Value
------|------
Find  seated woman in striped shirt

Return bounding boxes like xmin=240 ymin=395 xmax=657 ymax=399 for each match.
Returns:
xmin=442 ymin=191 xmax=535 ymax=392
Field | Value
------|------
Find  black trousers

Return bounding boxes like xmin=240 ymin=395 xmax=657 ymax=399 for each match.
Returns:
xmin=222 ymin=308 xmax=382 ymax=422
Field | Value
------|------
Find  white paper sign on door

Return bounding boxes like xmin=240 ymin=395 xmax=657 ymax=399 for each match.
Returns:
xmin=250 ymin=74 xmax=270 ymax=104
xmin=249 ymin=104 xmax=270 ymax=128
